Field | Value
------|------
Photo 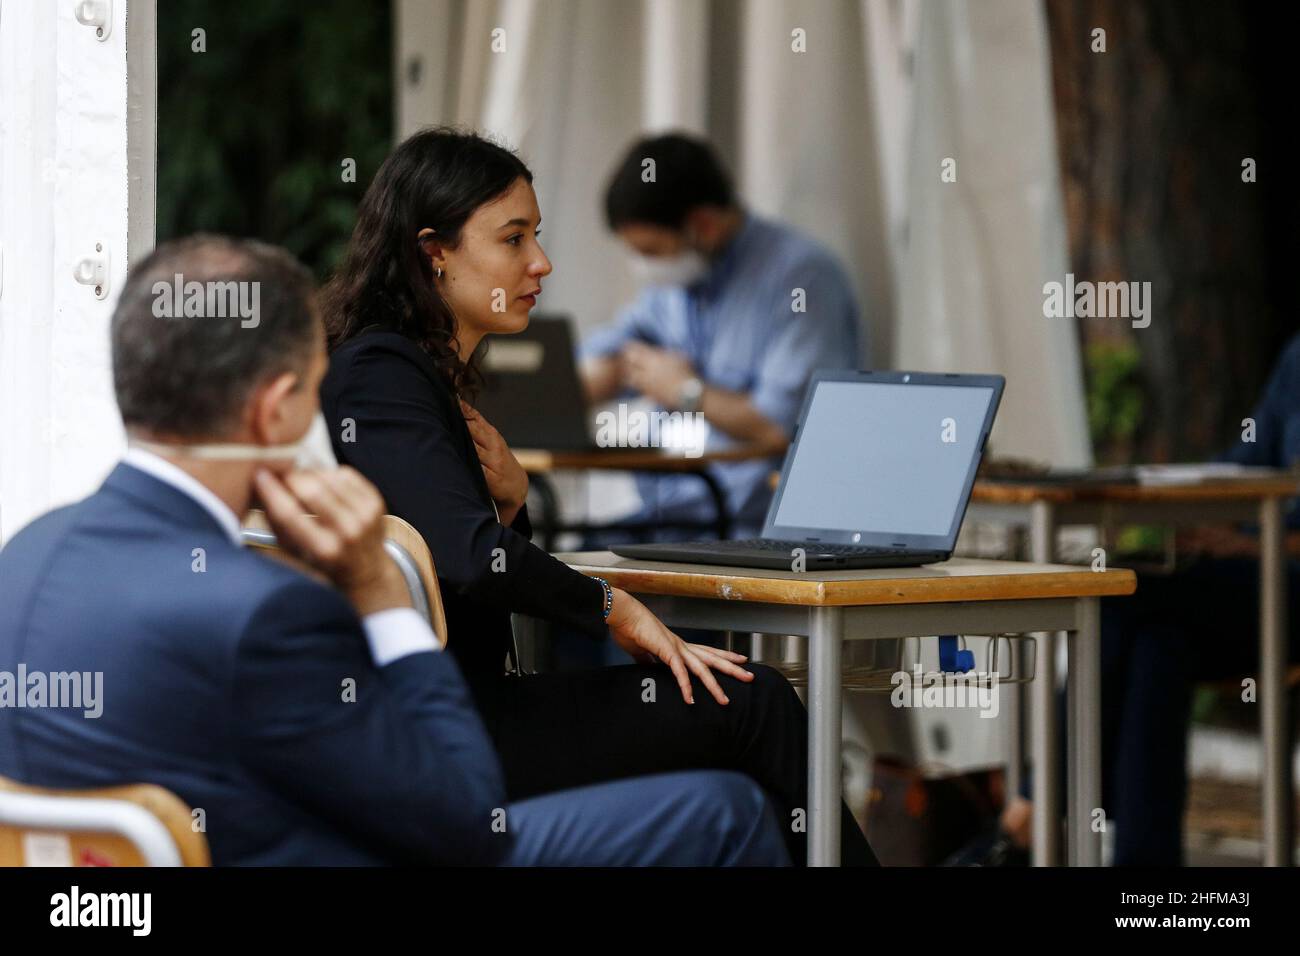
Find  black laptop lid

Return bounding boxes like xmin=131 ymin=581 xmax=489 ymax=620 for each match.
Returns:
xmin=473 ymin=315 xmax=592 ymax=450
xmin=763 ymin=370 xmax=1005 ymax=552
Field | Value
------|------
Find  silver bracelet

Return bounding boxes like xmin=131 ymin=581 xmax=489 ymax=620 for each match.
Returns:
xmin=592 ymin=575 xmax=614 ymax=620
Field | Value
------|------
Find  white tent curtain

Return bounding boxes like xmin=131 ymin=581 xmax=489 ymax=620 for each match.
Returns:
xmin=895 ymin=0 xmax=1090 ymax=467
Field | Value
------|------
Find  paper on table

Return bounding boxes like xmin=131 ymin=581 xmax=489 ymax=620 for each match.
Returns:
xmin=1134 ymin=463 xmax=1282 ymax=486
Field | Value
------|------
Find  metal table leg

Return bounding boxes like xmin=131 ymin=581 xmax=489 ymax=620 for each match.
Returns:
xmin=1029 ymin=499 xmax=1062 ymax=865
xmin=808 ymin=605 xmax=844 ymax=866
xmin=1006 ymin=527 xmax=1029 ymax=803
xmin=1067 ymin=597 xmax=1102 ymax=866
xmin=1259 ymin=496 xmax=1291 ymax=866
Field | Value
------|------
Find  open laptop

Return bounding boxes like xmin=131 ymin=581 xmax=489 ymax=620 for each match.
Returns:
xmin=611 ymin=369 xmax=1005 ymax=570
xmin=474 ymin=315 xmax=595 ymax=450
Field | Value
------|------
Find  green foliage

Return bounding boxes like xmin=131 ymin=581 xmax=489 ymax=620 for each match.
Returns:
xmin=1191 ymin=686 xmax=1220 ymax=725
xmin=1086 ymin=340 xmax=1158 ymax=554
xmin=157 ymin=0 xmax=393 ymax=279
xmin=1085 ymin=339 xmax=1145 ymax=459
xmin=1113 ymin=523 xmax=1166 ymax=556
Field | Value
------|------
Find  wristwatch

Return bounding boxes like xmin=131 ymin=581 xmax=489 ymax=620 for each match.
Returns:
xmin=678 ymin=376 xmax=705 ymax=413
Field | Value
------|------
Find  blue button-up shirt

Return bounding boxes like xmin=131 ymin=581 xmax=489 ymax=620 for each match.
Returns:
xmin=580 ymin=213 xmax=864 ymax=533
xmin=1222 ymin=333 xmax=1300 ymax=468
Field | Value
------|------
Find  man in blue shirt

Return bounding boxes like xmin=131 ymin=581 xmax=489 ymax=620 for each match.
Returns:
xmin=579 ymin=133 xmax=864 ymax=537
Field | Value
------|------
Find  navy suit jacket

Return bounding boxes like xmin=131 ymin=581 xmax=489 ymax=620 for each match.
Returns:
xmin=0 ymin=463 xmax=510 ymax=865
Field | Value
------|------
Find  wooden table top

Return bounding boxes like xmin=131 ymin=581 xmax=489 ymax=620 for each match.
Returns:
xmin=515 ymin=444 xmax=775 ymax=473
xmin=555 ymin=552 xmax=1136 ymax=607
xmin=972 ymin=474 xmax=1300 ymax=505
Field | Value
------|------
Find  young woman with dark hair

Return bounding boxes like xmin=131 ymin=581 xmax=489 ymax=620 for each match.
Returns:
xmin=319 ymin=126 xmax=876 ymax=866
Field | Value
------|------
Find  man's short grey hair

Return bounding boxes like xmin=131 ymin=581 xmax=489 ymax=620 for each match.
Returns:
xmin=112 ymin=234 xmax=319 ymax=437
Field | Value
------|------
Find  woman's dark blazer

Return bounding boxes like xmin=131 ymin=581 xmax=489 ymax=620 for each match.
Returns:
xmin=320 ymin=329 xmax=607 ymax=690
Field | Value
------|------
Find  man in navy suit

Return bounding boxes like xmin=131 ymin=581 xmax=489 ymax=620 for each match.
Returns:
xmin=0 ymin=235 xmax=788 ymax=866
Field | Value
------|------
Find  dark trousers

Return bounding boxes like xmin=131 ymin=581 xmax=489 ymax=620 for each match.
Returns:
xmin=505 ymin=770 xmax=790 ymax=865
xmin=472 ymin=662 xmax=879 ymax=866
xmin=1061 ymin=557 xmax=1300 ymax=865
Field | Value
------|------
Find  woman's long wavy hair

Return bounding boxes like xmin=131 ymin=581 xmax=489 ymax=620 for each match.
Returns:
xmin=321 ymin=126 xmax=534 ymax=396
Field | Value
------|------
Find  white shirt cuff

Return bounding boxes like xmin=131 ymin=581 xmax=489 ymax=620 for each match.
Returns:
xmin=362 ymin=607 xmax=440 ymax=667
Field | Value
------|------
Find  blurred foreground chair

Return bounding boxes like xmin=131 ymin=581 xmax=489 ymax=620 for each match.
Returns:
xmin=0 ymin=776 xmax=210 ymax=866
xmin=241 ymin=510 xmax=447 ymax=648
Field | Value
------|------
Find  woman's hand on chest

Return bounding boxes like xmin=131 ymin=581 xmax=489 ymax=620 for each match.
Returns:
xmin=460 ymin=398 xmax=530 ymax=526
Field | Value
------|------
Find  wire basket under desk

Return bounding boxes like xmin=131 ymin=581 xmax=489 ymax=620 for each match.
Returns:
xmin=759 ymin=634 xmax=1038 ymax=693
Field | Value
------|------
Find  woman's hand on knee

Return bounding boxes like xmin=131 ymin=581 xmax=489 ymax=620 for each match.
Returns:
xmin=606 ymin=587 xmax=753 ymax=706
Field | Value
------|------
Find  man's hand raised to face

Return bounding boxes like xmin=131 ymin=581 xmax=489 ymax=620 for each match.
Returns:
xmin=254 ymin=466 xmax=411 ymax=617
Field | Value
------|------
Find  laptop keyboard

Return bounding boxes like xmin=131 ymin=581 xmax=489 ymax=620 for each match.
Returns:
xmin=680 ymin=539 xmax=903 ymax=556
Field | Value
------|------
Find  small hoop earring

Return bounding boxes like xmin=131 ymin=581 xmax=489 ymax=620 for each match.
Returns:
xmin=434 ymin=267 xmax=444 ymax=279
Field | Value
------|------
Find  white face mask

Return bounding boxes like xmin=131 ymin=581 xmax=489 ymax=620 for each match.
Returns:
xmin=130 ymin=411 xmax=339 ymax=471
xmin=627 ymin=248 xmax=710 ymax=289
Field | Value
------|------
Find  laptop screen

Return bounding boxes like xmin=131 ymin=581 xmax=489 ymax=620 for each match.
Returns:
xmin=768 ymin=375 xmax=999 ymax=548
